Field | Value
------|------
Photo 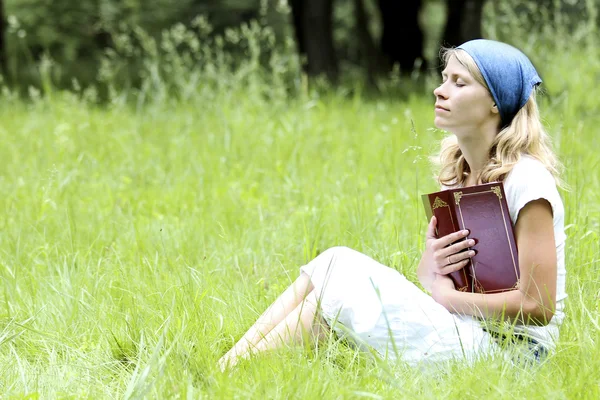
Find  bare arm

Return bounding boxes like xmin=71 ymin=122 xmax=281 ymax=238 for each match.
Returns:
xmin=416 ymin=252 xmax=435 ymax=293
xmin=432 ymin=199 xmax=557 ymax=325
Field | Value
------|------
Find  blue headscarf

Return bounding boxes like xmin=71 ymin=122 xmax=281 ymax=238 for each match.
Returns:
xmin=457 ymin=39 xmax=542 ymax=127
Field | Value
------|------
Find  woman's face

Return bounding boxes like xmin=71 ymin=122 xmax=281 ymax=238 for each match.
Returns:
xmin=433 ymin=55 xmax=499 ymax=135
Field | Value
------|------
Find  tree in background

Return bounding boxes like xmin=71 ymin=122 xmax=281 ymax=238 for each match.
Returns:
xmin=4 ymin=0 xmax=596 ymax=89
xmin=378 ymin=0 xmax=425 ymax=74
xmin=289 ymin=0 xmax=485 ymax=80
xmin=0 ymin=0 xmax=5 ymax=75
xmin=290 ymin=0 xmax=339 ymax=81
xmin=353 ymin=0 xmax=386 ymax=82
xmin=442 ymin=0 xmax=484 ymax=48
xmin=376 ymin=0 xmax=486 ymax=73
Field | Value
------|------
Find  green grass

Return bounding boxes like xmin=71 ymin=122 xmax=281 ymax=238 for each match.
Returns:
xmin=1 ymin=41 xmax=599 ymax=398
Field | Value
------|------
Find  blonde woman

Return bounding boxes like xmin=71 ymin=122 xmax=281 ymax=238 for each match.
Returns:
xmin=218 ymin=39 xmax=566 ymax=370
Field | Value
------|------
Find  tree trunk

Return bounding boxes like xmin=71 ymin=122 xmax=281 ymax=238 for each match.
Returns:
xmin=378 ymin=0 xmax=424 ymax=74
xmin=442 ymin=0 xmax=484 ymax=47
xmin=354 ymin=0 xmax=384 ymax=83
xmin=289 ymin=0 xmax=306 ymax=57
xmin=0 ymin=0 xmax=6 ymax=76
xmin=290 ymin=0 xmax=338 ymax=81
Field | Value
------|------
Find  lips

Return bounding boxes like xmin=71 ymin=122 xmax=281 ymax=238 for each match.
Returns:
xmin=435 ymin=104 xmax=449 ymax=111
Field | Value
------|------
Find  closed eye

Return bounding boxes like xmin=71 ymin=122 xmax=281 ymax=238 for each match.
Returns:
xmin=440 ymin=78 xmax=465 ymax=87
xmin=441 ymin=71 xmax=466 ymax=84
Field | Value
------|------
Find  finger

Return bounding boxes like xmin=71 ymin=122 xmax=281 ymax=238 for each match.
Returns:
xmin=426 ymin=216 xmax=437 ymax=239
xmin=445 ymin=249 xmax=476 ymax=264
xmin=439 ymin=259 xmax=470 ymax=275
xmin=441 ymin=239 xmax=476 ymax=258
xmin=436 ymin=229 xmax=470 ymax=249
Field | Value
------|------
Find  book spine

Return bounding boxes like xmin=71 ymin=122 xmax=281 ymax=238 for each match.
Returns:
xmin=426 ymin=190 xmax=470 ymax=293
xmin=447 ymin=189 xmax=473 ymax=293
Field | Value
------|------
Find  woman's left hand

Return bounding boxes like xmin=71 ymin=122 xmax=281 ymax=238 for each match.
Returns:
xmin=431 ymin=274 xmax=456 ymax=310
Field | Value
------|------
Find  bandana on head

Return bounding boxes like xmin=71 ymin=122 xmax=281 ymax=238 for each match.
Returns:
xmin=457 ymin=39 xmax=542 ymax=127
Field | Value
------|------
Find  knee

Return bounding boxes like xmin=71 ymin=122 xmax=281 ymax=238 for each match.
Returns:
xmin=317 ymin=246 xmax=354 ymax=261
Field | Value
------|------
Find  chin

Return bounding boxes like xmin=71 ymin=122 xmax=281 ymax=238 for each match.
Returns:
xmin=433 ymin=118 xmax=449 ymax=131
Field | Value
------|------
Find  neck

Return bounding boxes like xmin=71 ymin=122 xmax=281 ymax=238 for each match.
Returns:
xmin=454 ymin=124 xmax=498 ymax=186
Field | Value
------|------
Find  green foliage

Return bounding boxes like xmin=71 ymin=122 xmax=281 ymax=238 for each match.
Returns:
xmin=3 ymin=0 xmax=288 ymax=89
xmin=3 ymin=0 xmax=599 ymax=90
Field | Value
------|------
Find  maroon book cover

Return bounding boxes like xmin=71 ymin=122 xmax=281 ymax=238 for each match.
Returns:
xmin=422 ymin=182 xmax=520 ymax=294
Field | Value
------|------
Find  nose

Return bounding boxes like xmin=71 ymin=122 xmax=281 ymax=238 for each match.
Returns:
xmin=434 ymin=82 xmax=448 ymax=99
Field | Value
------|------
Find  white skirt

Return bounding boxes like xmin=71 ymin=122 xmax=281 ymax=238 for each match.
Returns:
xmin=300 ymin=246 xmax=496 ymax=365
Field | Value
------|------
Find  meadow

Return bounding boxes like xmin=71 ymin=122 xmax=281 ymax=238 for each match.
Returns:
xmin=1 ymin=19 xmax=600 ymax=399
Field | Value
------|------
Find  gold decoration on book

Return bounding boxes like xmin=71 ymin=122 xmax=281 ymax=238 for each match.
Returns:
xmin=491 ymin=186 xmax=502 ymax=199
xmin=432 ymin=196 xmax=449 ymax=210
xmin=454 ymin=191 xmax=463 ymax=205
xmin=473 ymin=280 xmax=485 ymax=294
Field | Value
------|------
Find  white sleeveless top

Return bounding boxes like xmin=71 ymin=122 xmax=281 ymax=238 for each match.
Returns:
xmin=456 ymin=155 xmax=567 ymax=349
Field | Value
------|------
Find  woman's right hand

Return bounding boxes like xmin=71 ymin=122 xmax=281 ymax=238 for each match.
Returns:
xmin=423 ymin=216 xmax=476 ymax=275
xmin=417 ymin=216 xmax=476 ymax=291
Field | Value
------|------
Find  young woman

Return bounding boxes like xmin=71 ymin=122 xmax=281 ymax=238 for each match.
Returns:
xmin=218 ymin=39 xmax=566 ymax=370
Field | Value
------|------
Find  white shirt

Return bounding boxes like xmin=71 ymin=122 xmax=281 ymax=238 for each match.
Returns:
xmin=455 ymin=155 xmax=567 ymax=349
xmin=503 ymin=155 xmax=567 ymax=348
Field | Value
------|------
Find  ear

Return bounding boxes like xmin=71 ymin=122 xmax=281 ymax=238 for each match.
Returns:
xmin=491 ymin=103 xmax=499 ymax=114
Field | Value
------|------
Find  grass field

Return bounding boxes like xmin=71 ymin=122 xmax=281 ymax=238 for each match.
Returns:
xmin=1 ymin=29 xmax=600 ymax=399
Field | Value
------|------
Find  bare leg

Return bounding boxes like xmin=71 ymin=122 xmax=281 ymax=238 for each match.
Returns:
xmin=218 ymin=273 xmax=314 ymax=370
xmin=224 ymin=290 xmax=326 ymax=369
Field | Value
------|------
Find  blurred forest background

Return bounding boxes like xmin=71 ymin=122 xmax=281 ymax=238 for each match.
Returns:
xmin=0 ymin=0 xmax=598 ymax=95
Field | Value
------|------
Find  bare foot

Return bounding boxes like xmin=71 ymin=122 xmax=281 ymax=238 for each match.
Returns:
xmin=217 ymin=352 xmax=237 ymax=372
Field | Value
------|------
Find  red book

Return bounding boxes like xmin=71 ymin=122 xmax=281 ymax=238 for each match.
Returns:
xmin=422 ymin=182 xmax=520 ymax=293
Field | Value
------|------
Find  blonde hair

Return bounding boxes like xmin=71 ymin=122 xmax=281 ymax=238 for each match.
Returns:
xmin=434 ymin=48 xmax=563 ymax=188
